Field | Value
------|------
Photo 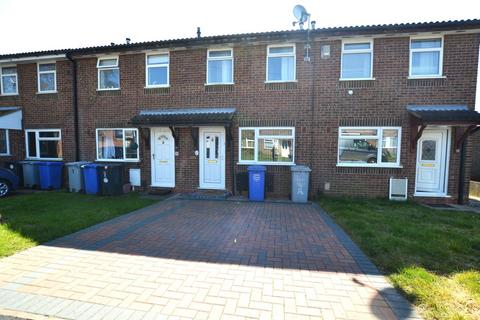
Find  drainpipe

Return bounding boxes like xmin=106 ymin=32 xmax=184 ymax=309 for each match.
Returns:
xmin=458 ymin=140 xmax=466 ymax=204
xmin=66 ymin=54 xmax=80 ymax=161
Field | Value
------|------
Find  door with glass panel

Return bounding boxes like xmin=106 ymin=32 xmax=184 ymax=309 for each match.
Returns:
xmin=151 ymin=128 xmax=175 ymax=188
xmin=199 ymin=127 xmax=225 ymax=189
xmin=415 ymin=129 xmax=448 ymax=194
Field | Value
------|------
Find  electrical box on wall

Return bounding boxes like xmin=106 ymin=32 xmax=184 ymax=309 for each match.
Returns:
xmin=129 ymin=169 xmax=141 ymax=187
xmin=321 ymin=45 xmax=330 ymax=59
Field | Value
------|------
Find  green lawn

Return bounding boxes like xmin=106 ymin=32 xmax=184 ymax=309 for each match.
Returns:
xmin=318 ymin=196 xmax=480 ymax=320
xmin=0 ymin=191 xmax=157 ymax=258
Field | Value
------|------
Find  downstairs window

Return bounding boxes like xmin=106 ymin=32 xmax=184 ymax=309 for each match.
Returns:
xmin=25 ymin=129 xmax=62 ymax=160
xmin=239 ymin=127 xmax=295 ymax=164
xmin=96 ymin=128 xmax=139 ymax=161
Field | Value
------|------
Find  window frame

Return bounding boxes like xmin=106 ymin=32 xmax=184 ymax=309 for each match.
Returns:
xmin=340 ymin=39 xmax=374 ymax=81
xmin=337 ymin=126 xmax=402 ymax=168
xmin=0 ymin=129 xmax=10 ymax=156
xmin=95 ymin=128 xmax=140 ymax=162
xmin=409 ymin=36 xmax=444 ymax=78
xmin=238 ymin=127 xmax=295 ymax=165
xmin=206 ymin=48 xmax=234 ymax=85
xmin=265 ymin=44 xmax=297 ymax=83
xmin=0 ymin=65 xmax=19 ymax=96
xmin=25 ymin=129 xmax=62 ymax=160
xmin=37 ymin=62 xmax=57 ymax=93
xmin=97 ymin=56 xmax=120 ymax=91
xmin=145 ymin=52 xmax=170 ymax=88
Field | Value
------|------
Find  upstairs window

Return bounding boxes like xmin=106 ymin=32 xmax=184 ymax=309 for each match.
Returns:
xmin=1 ymin=66 xmax=18 ymax=95
xmin=266 ymin=45 xmax=296 ymax=82
xmin=37 ymin=63 xmax=56 ymax=93
xmin=0 ymin=129 xmax=9 ymax=155
xmin=410 ymin=38 xmax=443 ymax=77
xmin=239 ymin=127 xmax=295 ymax=164
xmin=341 ymin=40 xmax=373 ymax=79
xmin=207 ymin=49 xmax=233 ymax=84
xmin=338 ymin=127 xmax=401 ymax=167
xmin=26 ymin=129 xmax=62 ymax=160
xmin=96 ymin=128 xmax=139 ymax=161
xmin=97 ymin=57 xmax=119 ymax=90
xmin=146 ymin=53 xmax=169 ymax=87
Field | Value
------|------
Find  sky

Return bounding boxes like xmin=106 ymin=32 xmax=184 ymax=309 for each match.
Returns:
xmin=0 ymin=0 xmax=479 ymax=54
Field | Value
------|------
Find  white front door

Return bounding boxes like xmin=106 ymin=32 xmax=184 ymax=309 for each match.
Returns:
xmin=151 ymin=128 xmax=175 ymax=187
xmin=415 ymin=128 xmax=449 ymax=195
xmin=199 ymin=127 xmax=225 ymax=189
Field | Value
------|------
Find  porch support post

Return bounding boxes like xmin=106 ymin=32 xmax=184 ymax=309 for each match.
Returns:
xmin=190 ymin=127 xmax=199 ymax=152
xmin=454 ymin=125 xmax=478 ymax=152
xmin=169 ymin=126 xmax=179 ymax=151
xmin=225 ymin=125 xmax=236 ymax=195
xmin=410 ymin=117 xmax=426 ymax=152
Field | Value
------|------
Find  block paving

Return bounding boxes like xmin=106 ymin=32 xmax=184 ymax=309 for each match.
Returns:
xmin=0 ymin=199 xmax=420 ymax=319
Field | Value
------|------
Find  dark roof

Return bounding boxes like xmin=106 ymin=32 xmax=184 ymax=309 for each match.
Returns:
xmin=407 ymin=105 xmax=480 ymax=124
xmin=1 ymin=19 xmax=479 ymax=59
xmin=131 ymin=107 xmax=236 ymax=126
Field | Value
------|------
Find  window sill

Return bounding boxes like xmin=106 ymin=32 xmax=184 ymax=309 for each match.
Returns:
xmin=0 ymin=93 xmax=19 ymax=97
xmin=96 ymin=88 xmax=121 ymax=91
xmin=407 ymin=75 xmax=446 ymax=80
xmin=264 ymin=80 xmax=297 ymax=84
xmin=413 ymin=192 xmax=451 ymax=198
xmin=25 ymin=158 xmax=63 ymax=161
xmin=95 ymin=159 xmax=140 ymax=163
xmin=336 ymin=163 xmax=403 ymax=168
xmin=36 ymin=91 xmax=58 ymax=95
xmin=237 ymin=162 xmax=296 ymax=166
xmin=144 ymin=85 xmax=170 ymax=89
xmin=0 ymin=154 xmax=12 ymax=157
xmin=339 ymin=78 xmax=375 ymax=81
xmin=204 ymin=83 xmax=234 ymax=86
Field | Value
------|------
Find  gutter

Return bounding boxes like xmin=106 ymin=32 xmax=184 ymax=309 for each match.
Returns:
xmin=66 ymin=53 xmax=80 ymax=161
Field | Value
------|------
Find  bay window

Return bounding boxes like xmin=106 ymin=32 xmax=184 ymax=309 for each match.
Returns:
xmin=338 ymin=127 xmax=401 ymax=167
xmin=409 ymin=37 xmax=443 ymax=77
xmin=1 ymin=66 xmax=18 ymax=95
xmin=97 ymin=57 xmax=120 ymax=90
xmin=207 ymin=49 xmax=233 ymax=84
xmin=239 ymin=127 xmax=295 ymax=164
xmin=266 ymin=45 xmax=296 ymax=82
xmin=341 ymin=40 xmax=373 ymax=79
xmin=26 ymin=129 xmax=62 ymax=160
xmin=96 ymin=128 xmax=139 ymax=161
xmin=37 ymin=63 xmax=57 ymax=92
xmin=146 ymin=53 xmax=169 ymax=87
xmin=0 ymin=129 xmax=9 ymax=155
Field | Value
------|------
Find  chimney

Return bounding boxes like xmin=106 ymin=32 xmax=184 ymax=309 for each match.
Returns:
xmin=197 ymin=27 xmax=201 ymax=38
xmin=126 ymin=37 xmax=131 ymax=44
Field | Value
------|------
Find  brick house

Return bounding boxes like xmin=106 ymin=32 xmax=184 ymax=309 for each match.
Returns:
xmin=1 ymin=19 xmax=480 ymax=203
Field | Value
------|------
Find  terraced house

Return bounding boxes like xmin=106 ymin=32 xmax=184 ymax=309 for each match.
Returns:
xmin=0 ymin=19 xmax=479 ymax=203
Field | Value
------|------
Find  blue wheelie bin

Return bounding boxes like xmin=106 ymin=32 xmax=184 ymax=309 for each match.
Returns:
xmin=82 ymin=163 xmax=102 ymax=195
xmin=247 ymin=165 xmax=266 ymax=201
xmin=38 ymin=162 xmax=64 ymax=190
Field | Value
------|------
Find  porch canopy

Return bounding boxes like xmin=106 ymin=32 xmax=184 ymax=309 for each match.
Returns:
xmin=407 ymin=105 xmax=480 ymax=151
xmin=0 ymin=107 xmax=22 ymax=130
xmin=131 ymin=107 xmax=236 ymax=127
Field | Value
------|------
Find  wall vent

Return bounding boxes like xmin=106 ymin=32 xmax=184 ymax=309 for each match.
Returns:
xmin=389 ymin=177 xmax=408 ymax=201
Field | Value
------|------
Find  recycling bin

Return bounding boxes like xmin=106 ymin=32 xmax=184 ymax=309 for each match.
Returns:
xmin=3 ymin=161 xmax=23 ymax=186
xmin=82 ymin=163 xmax=102 ymax=195
xmin=247 ymin=165 xmax=266 ymax=201
xmin=99 ymin=163 xmax=124 ymax=195
xmin=38 ymin=162 xmax=64 ymax=190
xmin=19 ymin=161 xmax=40 ymax=188
xmin=291 ymin=165 xmax=311 ymax=203
xmin=66 ymin=161 xmax=90 ymax=192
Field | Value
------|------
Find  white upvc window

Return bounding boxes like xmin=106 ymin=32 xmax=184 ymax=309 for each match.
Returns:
xmin=266 ymin=45 xmax=296 ymax=82
xmin=341 ymin=40 xmax=373 ymax=80
xmin=96 ymin=128 xmax=139 ymax=162
xmin=97 ymin=56 xmax=120 ymax=90
xmin=37 ymin=62 xmax=57 ymax=93
xmin=25 ymin=129 xmax=62 ymax=160
xmin=1 ymin=66 xmax=18 ymax=95
xmin=239 ymin=127 xmax=295 ymax=165
xmin=0 ymin=129 xmax=9 ymax=155
xmin=145 ymin=53 xmax=169 ymax=87
xmin=207 ymin=49 xmax=233 ymax=84
xmin=337 ymin=127 xmax=402 ymax=167
xmin=409 ymin=37 xmax=443 ymax=78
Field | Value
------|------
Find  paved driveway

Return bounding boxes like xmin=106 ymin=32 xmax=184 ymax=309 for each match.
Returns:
xmin=0 ymin=199 xmax=418 ymax=320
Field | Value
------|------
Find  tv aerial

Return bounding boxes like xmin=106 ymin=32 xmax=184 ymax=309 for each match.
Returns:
xmin=292 ymin=5 xmax=316 ymax=61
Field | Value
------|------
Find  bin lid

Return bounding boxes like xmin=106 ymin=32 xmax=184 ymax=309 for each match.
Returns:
xmin=290 ymin=165 xmax=312 ymax=172
xmin=38 ymin=161 xmax=63 ymax=166
xmin=66 ymin=161 xmax=90 ymax=166
xmin=82 ymin=163 xmax=104 ymax=168
xmin=247 ymin=165 xmax=267 ymax=172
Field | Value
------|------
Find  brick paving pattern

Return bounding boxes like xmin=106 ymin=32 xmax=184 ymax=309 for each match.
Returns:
xmin=0 ymin=199 xmax=420 ymax=319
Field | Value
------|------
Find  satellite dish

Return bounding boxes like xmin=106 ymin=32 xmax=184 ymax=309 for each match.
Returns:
xmin=293 ymin=5 xmax=308 ymax=23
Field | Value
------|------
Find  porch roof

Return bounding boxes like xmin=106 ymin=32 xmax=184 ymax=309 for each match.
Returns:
xmin=406 ymin=105 xmax=480 ymax=125
xmin=0 ymin=106 xmax=22 ymax=130
xmin=131 ymin=107 xmax=236 ymax=127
